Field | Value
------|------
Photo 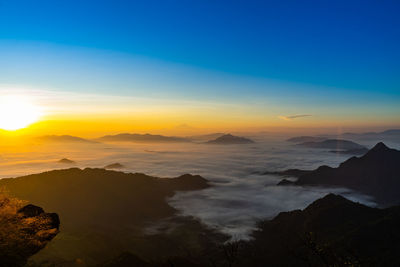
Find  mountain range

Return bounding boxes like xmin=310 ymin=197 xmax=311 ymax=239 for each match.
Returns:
xmin=287 ymin=129 xmax=400 ymax=145
xmin=275 ymin=142 xmax=400 ymax=206
xmin=296 ymin=139 xmax=366 ymax=150
xmin=37 ymin=135 xmax=97 ymax=144
xmin=97 ymin=133 xmax=191 ymax=143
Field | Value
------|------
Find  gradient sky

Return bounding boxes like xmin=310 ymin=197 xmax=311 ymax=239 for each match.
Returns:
xmin=0 ymin=0 xmax=399 ymax=135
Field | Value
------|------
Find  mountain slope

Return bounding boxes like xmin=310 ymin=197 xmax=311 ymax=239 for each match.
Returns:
xmin=277 ymin=142 xmax=400 ymax=206
xmin=238 ymin=194 xmax=400 ymax=267
xmin=0 ymin=168 xmax=210 ymax=265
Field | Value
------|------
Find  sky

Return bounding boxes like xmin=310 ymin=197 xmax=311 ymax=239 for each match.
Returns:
xmin=0 ymin=0 xmax=399 ymax=136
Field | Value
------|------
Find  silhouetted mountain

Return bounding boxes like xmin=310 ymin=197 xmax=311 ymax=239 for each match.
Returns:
xmin=97 ymin=194 xmax=400 ymax=267
xmin=206 ymin=134 xmax=254 ymax=144
xmin=287 ymin=136 xmax=327 ymax=143
xmin=237 ymin=194 xmax=400 ymax=266
xmin=104 ymin=163 xmax=124 ymax=169
xmin=278 ymin=142 xmax=400 ymax=206
xmin=264 ymin=169 xmax=312 ymax=177
xmin=58 ymin=158 xmax=75 ymax=164
xmin=342 ymin=129 xmax=400 ymax=141
xmin=0 ymin=168 xmax=211 ymax=265
xmin=297 ymin=139 xmax=365 ymax=150
xmin=329 ymin=147 xmax=369 ymax=155
xmin=0 ymin=197 xmax=59 ymax=267
xmin=277 ymin=179 xmax=295 ymax=185
xmin=38 ymin=135 xmax=97 ymax=144
xmin=97 ymin=133 xmax=191 ymax=143
xmin=187 ymin=133 xmax=225 ymax=142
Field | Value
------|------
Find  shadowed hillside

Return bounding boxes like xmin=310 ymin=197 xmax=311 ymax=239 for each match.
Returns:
xmin=96 ymin=194 xmax=400 ymax=267
xmin=0 ymin=168 xmax=215 ymax=266
xmin=236 ymin=194 xmax=400 ymax=267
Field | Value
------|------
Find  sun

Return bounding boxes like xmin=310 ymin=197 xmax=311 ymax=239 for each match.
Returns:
xmin=0 ymin=95 xmax=43 ymax=131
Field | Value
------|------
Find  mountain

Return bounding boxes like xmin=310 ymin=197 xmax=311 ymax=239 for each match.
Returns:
xmin=97 ymin=133 xmax=191 ymax=143
xmin=205 ymin=134 xmax=254 ymax=144
xmin=287 ymin=136 xmax=327 ymax=143
xmin=264 ymin=169 xmax=312 ymax=177
xmin=297 ymin=139 xmax=366 ymax=150
xmin=58 ymin=158 xmax=76 ymax=164
xmin=0 ymin=197 xmax=59 ymax=267
xmin=277 ymin=142 xmax=400 ymax=206
xmin=98 ymin=194 xmax=400 ymax=267
xmin=0 ymin=168 xmax=211 ymax=265
xmin=104 ymin=163 xmax=124 ymax=169
xmin=329 ymin=147 xmax=369 ymax=155
xmin=37 ymin=135 xmax=97 ymax=144
xmin=237 ymin=194 xmax=400 ymax=267
xmin=187 ymin=133 xmax=225 ymax=142
xmin=342 ymin=129 xmax=400 ymax=141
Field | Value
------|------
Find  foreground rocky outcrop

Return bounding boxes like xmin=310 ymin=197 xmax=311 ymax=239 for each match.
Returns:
xmin=0 ymin=197 xmax=59 ymax=267
xmin=275 ymin=142 xmax=400 ymax=206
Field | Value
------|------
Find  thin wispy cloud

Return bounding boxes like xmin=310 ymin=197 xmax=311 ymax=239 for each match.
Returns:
xmin=278 ymin=114 xmax=312 ymax=121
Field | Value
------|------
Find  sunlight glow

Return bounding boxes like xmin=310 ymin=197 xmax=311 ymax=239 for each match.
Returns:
xmin=0 ymin=95 xmax=42 ymax=131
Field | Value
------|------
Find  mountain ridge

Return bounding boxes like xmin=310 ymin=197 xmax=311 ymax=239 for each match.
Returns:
xmin=276 ymin=142 xmax=400 ymax=206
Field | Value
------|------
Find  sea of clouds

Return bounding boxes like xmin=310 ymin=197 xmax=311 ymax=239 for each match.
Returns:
xmin=0 ymin=135 xmax=390 ymax=239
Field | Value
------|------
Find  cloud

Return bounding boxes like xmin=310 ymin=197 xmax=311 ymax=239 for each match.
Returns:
xmin=0 ymin=138 xmax=375 ymax=240
xmin=278 ymin=114 xmax=312 ymax=121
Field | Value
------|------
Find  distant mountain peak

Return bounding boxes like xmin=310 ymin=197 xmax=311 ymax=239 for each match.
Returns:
xmin=305 ymin=193 xmax=351 ymax=211
xmin=206 ymin=134 xmax=254 ymax=144
xmin=371 ymin=142 xmax=389 ymax=151
xmin=58 ymin=158 xmax=75 ymax=164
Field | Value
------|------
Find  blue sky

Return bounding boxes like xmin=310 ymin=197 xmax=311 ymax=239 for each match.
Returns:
xmin=0 ymin=0 xmax=399 ymax=130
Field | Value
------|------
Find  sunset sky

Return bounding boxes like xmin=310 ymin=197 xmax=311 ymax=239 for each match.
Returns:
xmin=0 ymin=0 xmax=399 ymax=136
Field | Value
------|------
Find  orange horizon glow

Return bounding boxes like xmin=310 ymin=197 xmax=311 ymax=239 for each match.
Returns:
xmin=0 ymin=89 xmax=398 ymax=138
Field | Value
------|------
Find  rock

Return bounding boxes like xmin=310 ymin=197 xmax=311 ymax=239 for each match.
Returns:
xmin=0 ymin=198 xmax=60 ymax=267
xmin=17 ymin=204 xmax=44 ymax=218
